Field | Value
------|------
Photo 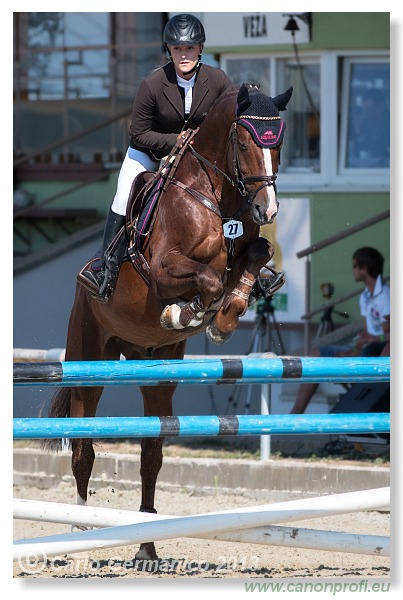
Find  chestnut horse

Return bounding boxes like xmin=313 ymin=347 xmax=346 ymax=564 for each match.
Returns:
xmin=45 ymin=84 xmax=292 ymax=560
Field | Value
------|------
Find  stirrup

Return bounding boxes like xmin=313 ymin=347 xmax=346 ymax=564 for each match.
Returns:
xmin=248 ymin=267 xmax=286 ymax=307
xmin=77 ymin=258 xmax=109 ymax=302
xmin=258 ymin=269 xmax=286 ymax=296
xmin=77 ymin=272 xmax=108 ymax=303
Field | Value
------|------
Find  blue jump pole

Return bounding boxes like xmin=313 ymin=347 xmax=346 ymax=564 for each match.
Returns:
xmin=13 ymin=356 xmax=390 ymax=386
xmin=13 ymin=413 xmax=390 ymax=439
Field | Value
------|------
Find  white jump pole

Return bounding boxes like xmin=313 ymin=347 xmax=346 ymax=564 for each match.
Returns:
xmin=14 ymin=487 xmax=389 ymax=561
xmin=14 ymin=498 xmax=389 ymax=557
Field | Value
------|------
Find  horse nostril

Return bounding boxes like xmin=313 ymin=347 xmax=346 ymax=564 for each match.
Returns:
xmin=253 ymin=204 xmax=264 ymax=223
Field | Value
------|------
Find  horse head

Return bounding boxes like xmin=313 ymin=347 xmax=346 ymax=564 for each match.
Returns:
xmin=233 ymin=84 xmax=293 ymax=225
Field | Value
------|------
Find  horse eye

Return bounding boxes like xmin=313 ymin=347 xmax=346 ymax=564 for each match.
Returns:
xmin=239 ymin=142 xmax=248 ymax=151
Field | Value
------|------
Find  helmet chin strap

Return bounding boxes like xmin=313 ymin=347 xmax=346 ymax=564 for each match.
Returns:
xmin=167 ymin=45 xmax=203 ymax=77
xmin=182 ymin=54 xmax=202 ymax=76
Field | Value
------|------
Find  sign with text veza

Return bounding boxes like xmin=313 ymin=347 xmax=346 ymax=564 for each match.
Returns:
xmin=203 ymin=13 xmax=310 ymax=47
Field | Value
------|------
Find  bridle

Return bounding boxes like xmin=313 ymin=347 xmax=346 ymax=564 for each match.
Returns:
xmin=188 ymin=119 xmax=279 ymax=219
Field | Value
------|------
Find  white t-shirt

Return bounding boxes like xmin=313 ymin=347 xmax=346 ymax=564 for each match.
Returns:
xmin=359 ymin=275 xmax=390 ymax=336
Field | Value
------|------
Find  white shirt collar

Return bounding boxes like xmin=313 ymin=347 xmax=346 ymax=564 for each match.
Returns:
xmin=176 ymin=73 xmax=196 ymax=88
xmin=363 ymin=274 xmax=384 ymax=299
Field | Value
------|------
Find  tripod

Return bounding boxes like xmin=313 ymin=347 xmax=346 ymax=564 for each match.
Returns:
xmin=315 ymin=304 xmax=349 ymax=340
xmin=226 ymin=297 xmax=286 ymax=415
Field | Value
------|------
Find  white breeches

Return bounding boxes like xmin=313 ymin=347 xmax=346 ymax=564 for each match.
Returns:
xmin=111 ymin=147 xmax=159 ymax=215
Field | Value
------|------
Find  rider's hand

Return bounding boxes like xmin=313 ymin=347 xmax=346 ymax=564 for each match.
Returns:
xmin=176 ymin=132 xmax=187 ymax=148
xmin=176 ymin=131 xmax=194 ymax=149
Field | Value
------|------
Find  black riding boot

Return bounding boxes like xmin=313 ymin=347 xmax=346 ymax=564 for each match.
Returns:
xmin=78 ymin=208 xmax=127 ymax=302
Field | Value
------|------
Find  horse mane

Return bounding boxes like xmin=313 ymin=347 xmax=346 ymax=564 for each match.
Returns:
xmin=210 ymin=86 xmax=239 ymax=112
xmin=195 ymin=87 xmax=239 ymax=142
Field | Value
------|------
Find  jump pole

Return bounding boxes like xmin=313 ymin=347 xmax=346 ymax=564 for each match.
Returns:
xmin=13 ymin=487 xmax=389 ymax=561
xmin=13 ymin=498 xmax=389 ymax=557
xmin=13 ymin=356 xmax=390 ymax=386
xmin=13 ymin=413 xmax=390 ymax=439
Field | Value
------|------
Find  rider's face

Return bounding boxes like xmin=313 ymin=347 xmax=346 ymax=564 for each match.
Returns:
xmin=168 ymin=44 xmax=202 ymax=79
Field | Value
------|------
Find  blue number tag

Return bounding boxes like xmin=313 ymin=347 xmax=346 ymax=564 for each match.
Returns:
xmin=223 ymin=220 xmax=243 ymax=239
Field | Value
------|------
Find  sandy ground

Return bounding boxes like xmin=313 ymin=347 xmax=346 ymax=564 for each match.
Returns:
xmin=13 ymin=480 xmax=390 ymax=580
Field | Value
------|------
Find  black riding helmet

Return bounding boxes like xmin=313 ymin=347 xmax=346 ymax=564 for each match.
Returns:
xmin=163 ymin=14 xmax=206 ymax=46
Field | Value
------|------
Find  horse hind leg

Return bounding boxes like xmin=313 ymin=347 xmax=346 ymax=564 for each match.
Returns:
xmin=41 ymin=387 xmax=72 ymax=452
xmin=134 ymin=435 xmax=164 ymax=561
xmin=133 ymin=341 xmax=185 ymax=562
xmin=40 ymin=387 xmax=97 ymax=530
xmin=134 ymin=386 xmax=174 ymax=562
xmin=69 ymin=388 xmax=103 ymax=520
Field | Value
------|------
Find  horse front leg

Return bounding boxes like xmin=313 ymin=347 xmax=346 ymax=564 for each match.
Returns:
xmin=150 ymin=254 xmax=225 ymax=330
xmin=207 ymin=237 xmax=275 ymax=344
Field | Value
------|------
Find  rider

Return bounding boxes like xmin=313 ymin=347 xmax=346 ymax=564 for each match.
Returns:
xmin=78 ymin=13 xmax=234 ymax=302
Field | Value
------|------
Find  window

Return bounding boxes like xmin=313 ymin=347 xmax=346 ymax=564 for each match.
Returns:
xmin=23 ymin=13 xmax=110 ymax=100
xmin=14 ymin=12 xmax=165 ymax=162
xmin=224 ymin=54 xmax=320 ymax=175
xmin=276 ymin=58 xmax=320 ymax=173
xmin=223 ymin=52 xmax=389 ymax=190
xmin=340 ymin=59 xmax=390 ymax=172
xmin=225 ymin=57 xmax=271 ymax=92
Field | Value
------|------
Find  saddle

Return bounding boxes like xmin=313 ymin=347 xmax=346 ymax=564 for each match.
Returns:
xmin=125 ymin=128 xmax=198 ymax=285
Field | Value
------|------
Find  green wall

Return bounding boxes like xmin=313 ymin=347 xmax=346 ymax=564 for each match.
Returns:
xmin=311 ymin=13 xmax=389 ymax=50
xmin=305 ymin=192 xmax=390 ymax=324
xmin=14 ymin=175 xmax=118 ymax=255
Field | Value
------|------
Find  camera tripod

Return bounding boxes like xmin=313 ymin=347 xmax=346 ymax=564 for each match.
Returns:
xmin=226 ymin=297 xmax=286 ymax=415
xmin=315 ymin=303 xmax=349 ymax=340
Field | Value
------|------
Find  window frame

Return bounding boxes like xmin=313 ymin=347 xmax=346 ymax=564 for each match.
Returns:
xmin=338 ymin=54 xmax=390 ymax=180
xmin=221 ymin=49 xmax=390 ymax=192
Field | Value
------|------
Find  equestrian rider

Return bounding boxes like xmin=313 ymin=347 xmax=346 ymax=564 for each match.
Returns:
xmin=78 ymin=14 xmax=234 ymax=302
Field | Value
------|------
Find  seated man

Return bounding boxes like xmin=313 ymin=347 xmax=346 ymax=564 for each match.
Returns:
xmin=290 ymin=247 xmax=390 ymax=414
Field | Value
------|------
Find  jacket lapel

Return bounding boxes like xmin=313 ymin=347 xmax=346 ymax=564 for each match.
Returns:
xmin=162 ymin=62 xmax=183 ymax=119
xmin=189 ymin=66 xmax=209 ymax=120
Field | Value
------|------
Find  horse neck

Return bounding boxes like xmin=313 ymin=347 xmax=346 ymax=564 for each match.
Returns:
xmin=192 ymin=111 xmax=236 ymax=196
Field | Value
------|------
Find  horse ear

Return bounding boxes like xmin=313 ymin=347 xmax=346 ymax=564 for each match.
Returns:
xmin=237 ymin=83 xmax=251 ymax=115
xmin=272 ymin=86 xmax=293 ymax=112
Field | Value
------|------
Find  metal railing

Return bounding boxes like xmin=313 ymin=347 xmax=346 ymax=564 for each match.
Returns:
xmin=13 ymin=107 xmax=131 ymax=169
xmin=297 ymin=210 xmax=390 ymax=354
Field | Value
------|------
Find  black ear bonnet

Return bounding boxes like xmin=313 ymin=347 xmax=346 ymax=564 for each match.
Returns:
xmin=236 ymin=84 xmax=293 ymax=148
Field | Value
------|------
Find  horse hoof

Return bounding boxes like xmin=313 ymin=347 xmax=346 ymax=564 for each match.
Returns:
xmin=160 ymin=303 xmax=203 ymax=329
xmin=206 ymin=320 xmax=234 ymax=345
xmin=135 ymin=543 xmax=159 ymax=562
xmin=71 ymin=524 xmax=93 ymax=532
xmin=160 ymin=304 xmax=185 ymax=330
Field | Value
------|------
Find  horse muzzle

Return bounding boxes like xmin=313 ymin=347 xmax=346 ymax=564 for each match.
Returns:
xmin=252 ymin=193 xmax=278 ymax=225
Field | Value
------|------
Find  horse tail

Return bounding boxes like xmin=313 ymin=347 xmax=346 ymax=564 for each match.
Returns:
xmin=40 ymin=387 xmax=71 ymax=452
